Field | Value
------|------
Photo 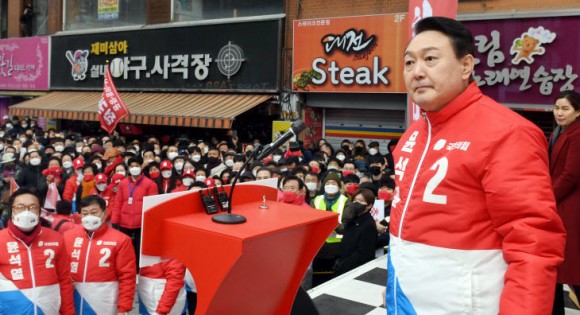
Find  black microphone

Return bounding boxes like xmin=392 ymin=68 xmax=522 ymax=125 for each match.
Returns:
xmin=255 ymin=120 xmax=306 ymax=161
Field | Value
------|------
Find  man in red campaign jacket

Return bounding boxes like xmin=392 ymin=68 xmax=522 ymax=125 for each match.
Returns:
xmin=387 ymin=17 xmax=566 ymax=315
xmin=110 ymin=157 xmax=157 ymax=269
xmin=64 ymin=195 xmax=136 ymax=314
xmin=138 ymin=260 xmax=186 ymax=315
xmin=0 ymin=188 xmax=75 ymax=314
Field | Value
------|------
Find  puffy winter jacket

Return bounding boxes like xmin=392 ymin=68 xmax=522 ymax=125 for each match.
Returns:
xmin=110 ymin=174 xmax=158 ymax=229
xmin=0 ymin=226 xmax=75 ymax=315
xmin=387 ymin=83 xmax=566 ymax=315
xmin=63 ymin=224 xmax=136 ymax=313
xmin=138 ymin=260 xmax=186 ymax=315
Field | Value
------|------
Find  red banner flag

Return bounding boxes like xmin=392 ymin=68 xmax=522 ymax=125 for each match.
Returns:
xmin=98 ymin=66 xmax=129 ymax=134
xmin=9 ymin=178 xmax=19 ymax=195
xmin=406 ymin=0 xmax=458 ymax=126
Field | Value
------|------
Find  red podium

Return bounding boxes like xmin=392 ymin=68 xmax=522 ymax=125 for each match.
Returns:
xmin=141 ymin=182 xmax=338 ymax=314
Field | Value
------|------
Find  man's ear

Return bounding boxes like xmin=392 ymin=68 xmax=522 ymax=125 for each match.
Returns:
xmin=461 ymin=54 xmax=475 ymax=81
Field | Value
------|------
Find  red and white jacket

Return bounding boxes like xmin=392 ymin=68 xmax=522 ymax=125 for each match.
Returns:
xmin=63 ymin=224 xmax=136 ymax=314
xmin=111 ymin=174 xmax=158 ymax=229
xmin=138 ymin=260 xmax=186 ymax=315
xmin=387 ymin=83 xmax=566 ymax=315
xmin=0 ymin=226 xmax=75 ymax=314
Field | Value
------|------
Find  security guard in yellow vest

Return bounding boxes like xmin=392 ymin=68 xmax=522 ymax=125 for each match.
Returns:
xmin=311 ymin=171 xmax=348 ymax=285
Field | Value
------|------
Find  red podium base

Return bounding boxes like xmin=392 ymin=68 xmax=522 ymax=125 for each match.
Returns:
xmin=141 ymin=183 xmax=338 ymax=315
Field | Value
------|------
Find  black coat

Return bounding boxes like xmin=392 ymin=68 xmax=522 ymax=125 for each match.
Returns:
xmin=335 ymin=211 xmax=376 ymax=275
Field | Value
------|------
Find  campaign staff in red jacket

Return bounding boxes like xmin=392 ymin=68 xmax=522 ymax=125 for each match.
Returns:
xmin=387 ymin=17 xmax=566 ymax=315
xmin=64 ymin=195 xmax=136 ymax=315
xmin=0 ymin=188 xmax=75 ymax=315
xmin=110 ymin=157 xmax=158 ymax=269
xmin=138 ymin=260 xmax=186 ymax=315
xmin=549 ymin=90 xmax=580 ymax=315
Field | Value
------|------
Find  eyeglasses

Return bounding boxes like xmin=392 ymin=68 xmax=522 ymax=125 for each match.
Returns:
xmin=12 ymin=204 xmax=39 ymax=211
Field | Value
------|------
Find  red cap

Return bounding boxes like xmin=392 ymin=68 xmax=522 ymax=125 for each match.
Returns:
xmin=160 ymin=160 xmax=173 ymax=170
xmin=111 ymin=173 xmax=125 ymax=185
xmin=73 ymin=157 xmax=85 ymax=170
xmin=95 ymin=173 xmax=107 ymax=184
xmin=204 ymin=177 xmax=216 ymax=188
xmin=182 ymin=169 xmax=195 ymax=178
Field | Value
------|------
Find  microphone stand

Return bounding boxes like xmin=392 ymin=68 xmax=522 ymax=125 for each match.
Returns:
xmin=212 ymin=147 xmax=262 ymax=224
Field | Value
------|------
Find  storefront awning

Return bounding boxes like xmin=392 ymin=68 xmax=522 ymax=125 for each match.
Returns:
xmin=9 ymin=91 xmax=271 ymax=129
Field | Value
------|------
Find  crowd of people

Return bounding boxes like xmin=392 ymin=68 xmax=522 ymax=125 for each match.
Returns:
xmin=0 ymin=112 xmax=398 ymax=314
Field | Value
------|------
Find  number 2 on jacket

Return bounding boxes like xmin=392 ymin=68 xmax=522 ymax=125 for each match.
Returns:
xmin=423 ymin=157 xmax=448 ymax=205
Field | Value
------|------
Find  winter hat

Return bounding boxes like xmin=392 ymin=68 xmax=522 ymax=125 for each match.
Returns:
xmin=323 ymin=171 xmax=342 ymax=187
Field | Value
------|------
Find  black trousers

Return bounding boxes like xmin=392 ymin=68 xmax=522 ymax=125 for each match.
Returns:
xmin=119 ymin=227 xmax=141 ymax=271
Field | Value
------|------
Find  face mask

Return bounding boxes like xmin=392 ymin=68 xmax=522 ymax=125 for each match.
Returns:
xmin=356 ymin=172 xmax=364 ymax=178
xmin=116 ymin=171 xmax=126 ymax=177
xmin=369 ymin=148 xmax=378 ymax=156
xmin=324 ymin=184 xmax=339 ymax=195
xmin=182 ymin=178 xmax=194 ymax=186
xmin=280 ymin=168 xmax=288 ymax=173
xmin=62 ymin=161 xmax=73 ymax=169
xmin=273 ymin=155 xmax=281 ymax=163
xmin=207 ymin=157 xmax=219 ymax=165
xmin=379 ymin=189 xmax=394 ymax=201
xmin=195 ymin=175 xmax=206 ymax=182
xmin=311 ymin=166 xmax=320 ymax=174
xmin=84 ymin=174 xmax=94 ymax=182
xmin=149 ymin=171 xmax=160 ymax=179
xmin=203 ymin=147 xmax=209 ymax=154
xmin=76 ymin=147 xmax=83 ymax=153
xmin=12 ymin=211 xmax=39 ymax=232
xmin=93 ymin=163 xmax=102 ymax=169
xmin=283 ymin=191 xmax=299 ymax=203
xmin=146 ymin=159 xmax=154 ymax=164
xmin=174 ymin=162 xmax=184 ymax=171
xmin=129 ymin=167 xmax=141 ymax=176
xmin=54 ymin=145 xmax=64 ymax=152
xmin=192 ymin=155 xmax=201 ymax=162
xmin=22 ymin=124 xmax=28 ymax=128
xmin=96 ymin=183 xmax=107 ymax=191
xmin=336 ymin=155 xmax=345 ymax=161
xmin=0 ymin=144 xmax=6 ymax=151
xmin=5 ymin=123 xmax=12 ymax=129
xmin=327 ymin=166 xmax=338 ymax=171
xmin=346 ymin=184 xmax=359 ymax=196
xmin=19 ymin=137 xmax=27 ymax=143
xmin=154 ymin=150 xmax=161 ymax=155
xmin=342 ymin=170 xmax=354 ymax=177
xmin=369 ymin=166 xmax=381 ymax=176
xmin=162 ymin=170 xmax=172 ymax=178
xmin=225 ymin=160 xmax=234 ymax=167
xmin=167 ymin=152 xmax=178 ymax=160
xmin=305 ymin=182 xmax=318 ymax=192
xmin=82 ymin=214 xmax=103 ymax=231
xmin=134 ymin=145 xmax=140 ymax=152
xmin=30 ymin=157 xmax=41 ymax=166
xmin=343 ymin=202 xmax=367 ymax=222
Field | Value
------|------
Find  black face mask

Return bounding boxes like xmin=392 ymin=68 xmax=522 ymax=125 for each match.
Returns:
xmin=207 ymin=157 xmax=219 ymax=165
xmin=343 ymin=202 xmax=367 ymax=222
xmin=245 ymin=150 xmax=253 ymax=158
xmin=369 ymin=166 xmax=381 ymax=176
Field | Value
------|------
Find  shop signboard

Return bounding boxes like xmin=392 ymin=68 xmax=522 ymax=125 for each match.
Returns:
xmin=0 ymin=36 xmax=50 ymax=91
xmin=292 ymin=14 xmax=407 ymax=93
xmin=464 ymin=15 xmax=580 ymax=105
xmin=51 ymin=19 xmax=281 ymax=92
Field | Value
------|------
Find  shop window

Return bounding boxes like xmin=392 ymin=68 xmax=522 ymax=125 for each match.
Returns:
xmin=64 ymin=0 xmax=146 ymax=31
xmin=174 ymin=0 xmax=283 ymax=22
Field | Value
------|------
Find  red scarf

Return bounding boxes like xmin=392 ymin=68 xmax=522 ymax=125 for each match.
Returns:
xmin=8 ymin=220 xmax=42 ymax=247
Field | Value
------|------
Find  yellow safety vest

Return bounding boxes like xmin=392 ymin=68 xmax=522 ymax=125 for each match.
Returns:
xmin=313 ymin=194 xmax=349 ymax=243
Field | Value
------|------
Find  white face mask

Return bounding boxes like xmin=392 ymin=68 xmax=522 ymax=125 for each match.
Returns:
xmin=93 ymin=163 xmax=102 ymax=169
xmin=54 ymin=145 xmax=64 ymax=152
xmin=305 ymin=182 xmax=318 ymax=192
xmin=146 ymin=159 xmax=154 ymax=164
xmin=129 ymin=167 xmax=141 ymax=176
xmin=273 ymin=155 xmax=281 ymax=163
xmin=225 ymin=160 xmax=234 ymax=167
xmin=280 ymin=168 xmax=288 ymax=173
xmin=174 ymin=162 xmax=184 ymax=171
xmin=327 ymin=166 xmax=338 ymax=171
xmin=13 ymin=211 xmax=39 ymax=232
xmin=182 ymin=178 xmax=194 ymax=186
xmin=369 ymin=148 xmax=378 ymax=155
xmin=76 ymin=147 xmax=83 ymax=153
xmin=82 ymin=214 xmax=103 ymax=231
xmin=30 ymin=157 xmax=41 ymax=166
xmin=162 ymin=170 xmax=172 ymax=178
xmin=154 ymin=150 xmax=161 ymax=155
xmin=195 ymin=175 xmax=206 ymax=182
xmin=167 ymin=152 xmax=178 ymax=161
xmin=336 ymin=155 xmax=345 ymax=161
xmin=62 ymin=161 xmax=73 ymax=169
xmin=134 ymin=145 xmax=140 ymax=152
xmin=324 ymin=184 xmax=339 ymax=195
xmin=192 ymin=155 xmax=201 ymax=162
xmin=96 ymin=183 xmax=107 ymax=192
xmin=203 ymin=147 xmax=209 ymax=154
xmin=19 ymin=137 xmax=27 ymax=143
